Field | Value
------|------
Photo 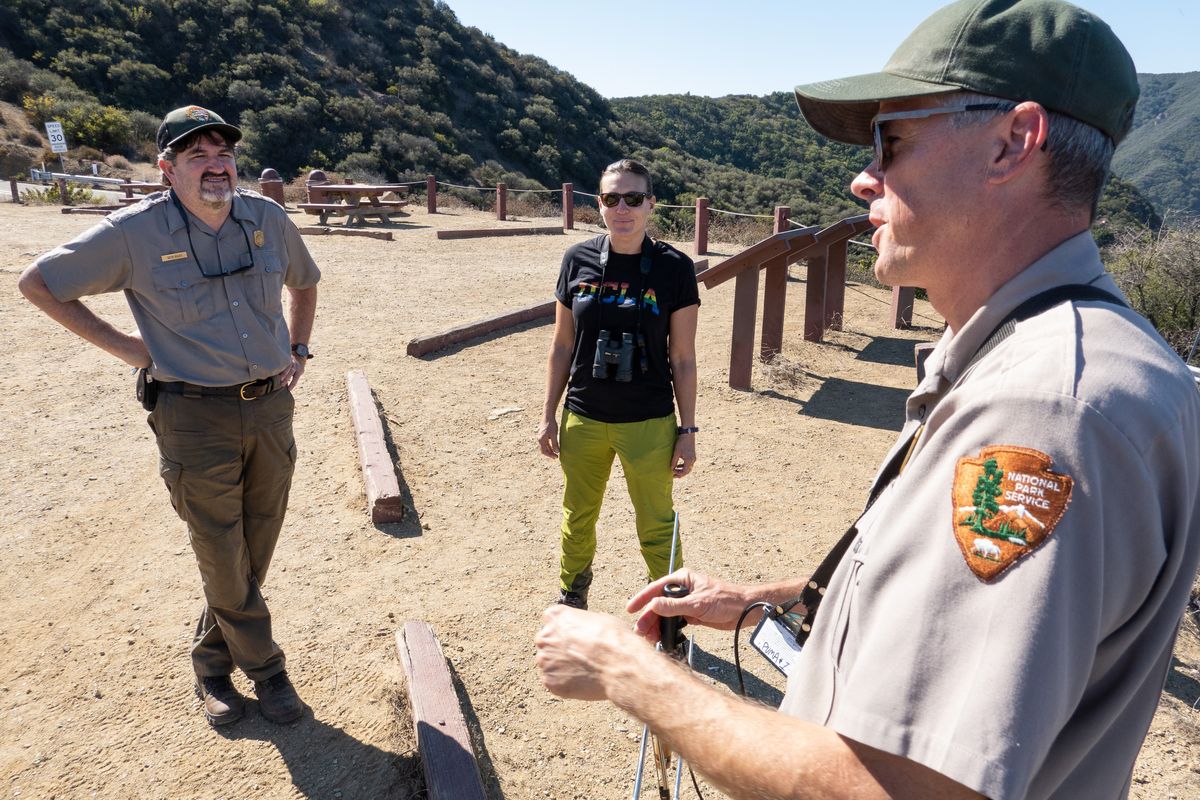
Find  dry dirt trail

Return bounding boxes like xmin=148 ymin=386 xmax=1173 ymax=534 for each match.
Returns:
xmin=1 ymin=200 xmax=1196 ymax=799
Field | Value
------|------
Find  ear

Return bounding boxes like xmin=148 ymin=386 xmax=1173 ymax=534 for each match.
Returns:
xmin=988 ymin=101 xmax=1049 ymax=185
xmin=158 ymin=158 xmax=176 ymax=184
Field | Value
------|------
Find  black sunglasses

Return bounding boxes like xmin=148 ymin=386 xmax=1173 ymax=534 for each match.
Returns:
xmin=599 ymin=191 xmax=651 ymax=208
xmin=870 ymin=102 xmax=1006 ymax=171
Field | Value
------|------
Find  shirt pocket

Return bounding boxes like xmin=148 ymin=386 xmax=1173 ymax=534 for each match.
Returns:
xmin=232 ymin=248 xmax=285 ymax=317
xmin=150 ymin=263 xmax=206 ymax=324
xmin=828 ymin=537 xmax=869 ymax=672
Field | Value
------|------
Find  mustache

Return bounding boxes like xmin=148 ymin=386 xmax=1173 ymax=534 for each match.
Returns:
xmin=202 ymin=172 xmax=230 ymax=180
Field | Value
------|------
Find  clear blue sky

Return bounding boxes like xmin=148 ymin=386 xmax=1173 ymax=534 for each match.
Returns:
xmin=443 ymin=1 xmax=1197 ymax=98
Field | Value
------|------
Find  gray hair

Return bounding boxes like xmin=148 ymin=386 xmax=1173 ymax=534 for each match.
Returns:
xmin=950 ymin=92 xmax=1114 ymax=220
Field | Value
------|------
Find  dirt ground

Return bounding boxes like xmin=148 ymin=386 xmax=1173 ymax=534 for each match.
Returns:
xmin=1 ymin=198 xmax=1196 ymax=800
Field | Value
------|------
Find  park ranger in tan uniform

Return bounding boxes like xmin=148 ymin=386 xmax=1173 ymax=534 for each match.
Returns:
xmin=19 ymin=106 xmax=320 ymax=727
xmin=534 ymin=2 xmax=1200 ymax=798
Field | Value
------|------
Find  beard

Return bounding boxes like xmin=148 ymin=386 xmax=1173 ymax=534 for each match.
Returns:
xmin=197 ymin=174 xmax=233 ymax=206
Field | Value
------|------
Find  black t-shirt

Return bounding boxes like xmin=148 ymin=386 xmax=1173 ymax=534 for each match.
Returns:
xmin=554 ymin=235 xmax=700 ymax=423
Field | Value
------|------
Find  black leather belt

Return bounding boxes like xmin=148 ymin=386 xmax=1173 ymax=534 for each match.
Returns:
xmin=156 ymin=374 xmax=284 ymax=401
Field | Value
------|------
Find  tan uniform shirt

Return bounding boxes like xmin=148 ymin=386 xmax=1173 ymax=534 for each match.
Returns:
xmin=779 ymin=233 xmax=1200 ymax=800
xmin=36 ymin=189 xmax=320 ymax=385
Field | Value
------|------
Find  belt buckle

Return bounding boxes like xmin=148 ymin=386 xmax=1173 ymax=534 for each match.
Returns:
xmin=239 ymin=380 xmax=264 ymax=401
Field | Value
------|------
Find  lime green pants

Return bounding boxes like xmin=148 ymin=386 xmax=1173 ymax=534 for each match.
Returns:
xmin=558 ymin=409 xmax=681 ymax=593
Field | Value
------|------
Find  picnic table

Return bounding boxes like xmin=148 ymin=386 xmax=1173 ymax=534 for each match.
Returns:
xmin=299 ymin=177 xmax=410 ymax=225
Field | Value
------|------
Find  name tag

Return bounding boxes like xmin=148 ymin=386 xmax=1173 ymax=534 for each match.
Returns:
xmin=160 ymin=251 xmax=189 ymax=262
xmin=751 ymin=613 xmax=804 ymax=677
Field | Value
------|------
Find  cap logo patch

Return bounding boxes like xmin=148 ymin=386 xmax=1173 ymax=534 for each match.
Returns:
xmin=184 ymin=106 xmax=211 ymax=122
xmin=951 ymin=446 xmax=1072 ymax=581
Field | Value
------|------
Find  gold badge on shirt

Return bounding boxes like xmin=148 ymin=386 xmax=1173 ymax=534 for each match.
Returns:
xmin=951 ymin=445 xmax=1073 ymax=582
xmin=253 ymin=230 xmax=265 ymax=248
xmin=160 ymin=251 xmax=188 ymax=262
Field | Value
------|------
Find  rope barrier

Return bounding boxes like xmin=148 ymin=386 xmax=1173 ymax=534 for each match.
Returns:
xmin=506 ymin=187 xmax=561 ymax=194
xmin=655 ymin=203 xmax=694 ymax=209
xmin=843 ymin=282 xmax=944 ymax=327
xmin=435 ymin=181 xmax=496 ymax=192
xmin=710 ymin=207 xmax=773 ymax=219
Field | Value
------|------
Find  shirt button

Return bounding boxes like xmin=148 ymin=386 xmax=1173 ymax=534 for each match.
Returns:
xmin=241 ymin=333 xmax=249 ymax=339
xmin=251 ymin=364 xmax=258 ymax=370
xmin=179 ymin=280 xmax=188 ymax=288
xmin=232 ymin=300 xmax=240 ymax=307
xmin=265 ymin=267 xmax=272 ymax=273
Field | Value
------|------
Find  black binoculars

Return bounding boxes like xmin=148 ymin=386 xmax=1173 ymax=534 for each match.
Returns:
xmin=593 ymin=329 xmax=636 ymax=382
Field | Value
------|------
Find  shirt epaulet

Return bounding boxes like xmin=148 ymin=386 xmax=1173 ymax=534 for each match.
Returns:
xmin=106 ymin=191 xmax=169 ymax=225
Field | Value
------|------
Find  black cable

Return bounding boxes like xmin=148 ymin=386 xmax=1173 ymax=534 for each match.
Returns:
xmin=732 ymin=602 xmax=775 ymax=697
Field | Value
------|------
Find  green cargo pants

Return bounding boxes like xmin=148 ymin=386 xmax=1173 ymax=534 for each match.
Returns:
xmin=558 ymin=409 xmax=681 ymax=594
xmin=150 ymin=387 xmax=296 ymax=681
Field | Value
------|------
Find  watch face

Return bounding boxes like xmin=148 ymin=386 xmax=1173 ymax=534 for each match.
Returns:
xmin=292 ymin=344 xmax=310 ymax=359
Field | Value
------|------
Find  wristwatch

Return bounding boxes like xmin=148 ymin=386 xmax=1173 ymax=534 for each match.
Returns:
xmin=291 ymin=343 xmax=313 ymax=360
xmin=676 ymin=426 xmax=700 ymax=435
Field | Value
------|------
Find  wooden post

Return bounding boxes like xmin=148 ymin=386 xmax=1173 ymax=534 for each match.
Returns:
xmin=694 ymin=197 xmax=709 ymax=256
xmin=562 ymin=182 xmax=574 ymax=230
xmin=9 ymin=178 xmax=19 ymax=204
xmin=804 ymin=252 xmax=828 ymax=342
xmin=58 ymin=178 xmax=70 ymax=206
xmin=891 ymin=286 xmax=915 ymax=328
xmin=760 ymin=253 xmax=789 ymax=361
xmin=772 ymin=206 xmax=790 ymax=235
xmin=122 ymin=178 xmax=134 ymax=199
xmin=824 ymin=241 xmax=848 ymax=331
xmin=730 ymin=268 xmax=759 ymax=390
xmin=496 ymin=182 xmax=506 ymax=220
xmin=426 ymin=175 xmax=437 ymax=214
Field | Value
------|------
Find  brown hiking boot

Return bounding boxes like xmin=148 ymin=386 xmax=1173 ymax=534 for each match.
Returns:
xmin=195 ymin=675 xmax=245 ymax=726
xmin=254 ymin=670 xmax=306 ymax=724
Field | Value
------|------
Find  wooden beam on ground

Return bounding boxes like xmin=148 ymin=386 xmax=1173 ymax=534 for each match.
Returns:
xmin=345 ymin=371 xmax=406 ymax=523
xmin=61 ymin=206 xmax=115 ymax=215
xmin=396 ymin=622 xmax=487 ymax=800
xmin=435 ymin=225 xmax=564 ymax=240
xmin=407 ymin=298 xmax=556 ymax=357
xmin=298 ymin=226 xmax=393 ymax=240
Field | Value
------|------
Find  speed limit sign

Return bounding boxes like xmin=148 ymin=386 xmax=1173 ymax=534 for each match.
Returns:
xmin=45 ymin=121 xmax=68 ymax=154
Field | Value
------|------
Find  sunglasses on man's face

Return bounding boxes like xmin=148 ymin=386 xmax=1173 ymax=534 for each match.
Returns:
xmin=870 ymin=102 xmax=1006 ymax=171
xmin=599 ymin=191 xmax=651 ymax=208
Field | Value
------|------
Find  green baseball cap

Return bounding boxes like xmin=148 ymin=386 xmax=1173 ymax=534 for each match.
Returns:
xmin=794 ymin=0 xmax=1138 ymax=146
xmin=156 ymin=105 xmax=242 ymax=151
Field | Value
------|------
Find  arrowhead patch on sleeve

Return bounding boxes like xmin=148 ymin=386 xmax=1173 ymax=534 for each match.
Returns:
xmin=951 ymin=446 xmax=1073 ymax=581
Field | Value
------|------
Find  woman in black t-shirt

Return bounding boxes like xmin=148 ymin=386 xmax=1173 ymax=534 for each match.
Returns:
xmin=537 ymin=159 xmax=700 ymax=609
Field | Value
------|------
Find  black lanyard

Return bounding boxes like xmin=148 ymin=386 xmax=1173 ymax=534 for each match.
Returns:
xmin=596 ymin=234 xmax=654 ymax=333
xmin=782 ymin=283 xmax=1126 ymax=646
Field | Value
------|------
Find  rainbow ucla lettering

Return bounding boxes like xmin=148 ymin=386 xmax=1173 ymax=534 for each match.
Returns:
xmin=574 ymin=281 xmax=660 ymax=315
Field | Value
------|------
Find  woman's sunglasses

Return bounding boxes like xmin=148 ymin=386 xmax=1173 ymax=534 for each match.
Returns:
xmin=599 ymin=191 xmax=651 ymax=208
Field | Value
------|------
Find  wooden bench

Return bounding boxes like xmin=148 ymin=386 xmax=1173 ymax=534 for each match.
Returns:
xmin=297 ymin=202 xmax=358 ymax=225
xmin=298 ymin=202 xmax=407 ymax=225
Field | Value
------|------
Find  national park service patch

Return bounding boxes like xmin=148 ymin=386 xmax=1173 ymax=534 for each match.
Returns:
xmin=951 ymin=446 xmax=1073 ymax=581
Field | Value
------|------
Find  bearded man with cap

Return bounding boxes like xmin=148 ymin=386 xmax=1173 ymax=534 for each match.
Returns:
xmin=534 ymin=2 xmax=1200 ymax=798
xmin=19 ymin=105 xmax=320 ymax=727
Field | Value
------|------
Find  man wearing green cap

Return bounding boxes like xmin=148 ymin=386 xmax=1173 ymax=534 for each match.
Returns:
xmin=19 ymin=105 xmax=320 ymax=727
xmin=535 ymin=2 xmax=1200 ymax=798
